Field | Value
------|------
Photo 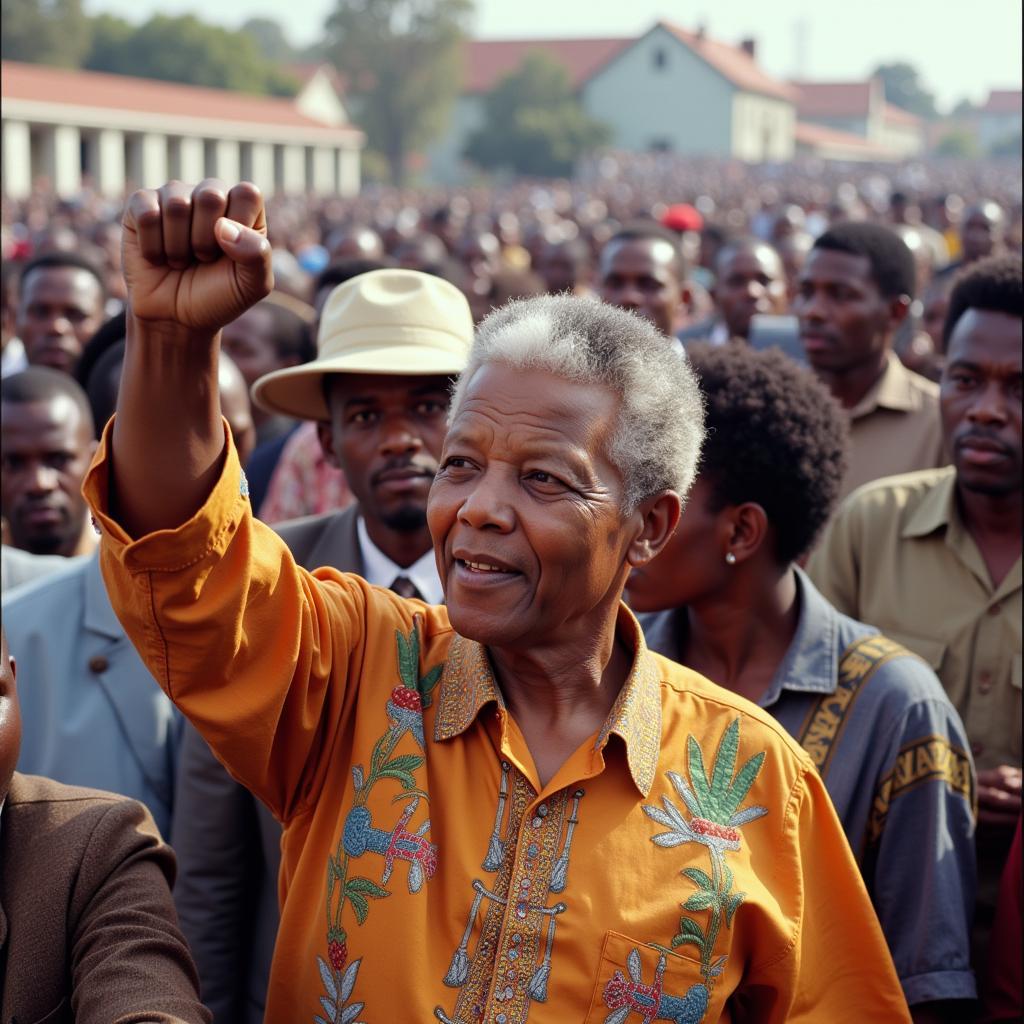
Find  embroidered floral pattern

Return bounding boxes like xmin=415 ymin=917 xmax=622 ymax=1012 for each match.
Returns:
xmin=603 ymin=948 xmax=710 ymax=1024
xmin=314 ymin=625 xmax=442 ymax=1022
xmin=642 ymin=718 xmax=767 ymax=1010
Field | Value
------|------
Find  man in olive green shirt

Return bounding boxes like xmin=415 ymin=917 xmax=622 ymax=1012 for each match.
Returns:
xmin=809 ymin=254 xmax=1022 ymax=941
xmin=793 ymin=221 xmax=946 ymax=498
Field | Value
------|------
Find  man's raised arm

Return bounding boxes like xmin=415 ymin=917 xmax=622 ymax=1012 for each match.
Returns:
xmin=112 ymin=179 xmax=273 ymax=536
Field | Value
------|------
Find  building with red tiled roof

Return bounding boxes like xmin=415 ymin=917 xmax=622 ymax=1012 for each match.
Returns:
xmin=428 ymin=21 xmax=796 ymax=181
xmin=790 ymin=78 xmax=924 ymax=159
xmin=1 ymin=61 xmax=364 ymax=199
xmin=463 ymin=37 xmax=631 ymax=95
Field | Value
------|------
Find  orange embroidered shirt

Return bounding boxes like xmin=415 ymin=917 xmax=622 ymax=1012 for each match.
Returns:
xmin=85 ymin=427 xmax=911 ymax=1024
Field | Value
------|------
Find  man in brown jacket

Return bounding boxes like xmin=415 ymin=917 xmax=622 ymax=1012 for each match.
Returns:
xmin=0 ymin=627 xmax=209 ymax=1023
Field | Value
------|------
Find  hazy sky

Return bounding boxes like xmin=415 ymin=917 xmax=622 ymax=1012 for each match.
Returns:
xmin=83 ymin=0 xmax=1021 ymax=110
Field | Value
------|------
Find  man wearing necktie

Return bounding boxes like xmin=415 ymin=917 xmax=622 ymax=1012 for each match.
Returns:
xmin=171 ymin=267 xmax=472 ymax=1022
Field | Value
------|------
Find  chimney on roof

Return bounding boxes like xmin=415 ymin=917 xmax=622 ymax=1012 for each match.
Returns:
xmin=740 ymin=37 xmax=756 ymax=59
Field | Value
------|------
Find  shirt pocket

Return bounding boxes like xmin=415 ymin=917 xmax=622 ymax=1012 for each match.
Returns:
xmin=584 ymin=930 xmax=723 ymax=1024
xmin=884 ymin=630 xmax=946 ymax=671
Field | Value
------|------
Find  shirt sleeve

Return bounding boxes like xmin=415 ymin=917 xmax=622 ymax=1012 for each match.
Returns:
xmin=83 ymin=419 xmax=436 ymax=823
xmin=863 ymin=685 xmax=978 ymax=1005
xmin=742 ymin=764 xmax=913 ymax=1024
xmin=71 ymin=798 xmax=211 ymax=1024
xmin=805 ymin=497 xmax=863 ymax=618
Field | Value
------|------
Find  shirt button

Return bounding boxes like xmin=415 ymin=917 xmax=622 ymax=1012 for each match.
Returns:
xmin=988 ymin=604 xmax=1000 ymax=616
xmin=88 ymin=655 xmax=108 ymax=673
xmin=971 ymin=741 xmax=985 ymax=757
xmin=537 ymin=803 xmax=549 ymax=817
xmin=531 ymin=817 xmax=542 ymax=829
xmin=978 ymin=671 xmax=993 ymax=693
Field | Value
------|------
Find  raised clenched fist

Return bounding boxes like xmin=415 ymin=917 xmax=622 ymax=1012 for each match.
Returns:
xmin=122 ymin=179 xmax=274 ymax=333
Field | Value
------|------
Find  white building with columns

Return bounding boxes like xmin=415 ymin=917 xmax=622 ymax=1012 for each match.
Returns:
xmin=1 ymin=61 xmax=364 ymax=200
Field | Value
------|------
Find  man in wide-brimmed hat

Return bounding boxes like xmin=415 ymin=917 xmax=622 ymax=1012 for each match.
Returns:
xmin=170 ymin=266 xmax=473 ymax=1022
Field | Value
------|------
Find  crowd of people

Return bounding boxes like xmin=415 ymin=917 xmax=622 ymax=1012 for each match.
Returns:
xmin=0 ymin=153 xmax=1020 ymax=1024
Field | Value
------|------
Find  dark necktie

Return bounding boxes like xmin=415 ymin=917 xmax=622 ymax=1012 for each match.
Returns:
xmin=390 ymin=574 xmax=422 ymax=601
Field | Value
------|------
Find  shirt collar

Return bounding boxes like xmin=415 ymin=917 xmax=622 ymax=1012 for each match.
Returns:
xmin=762 ymin=568 xmax=841 ymax=704
xmin=356 ymin=516 xmax=444 ymax=605
xmin=901 ymin=467 xmax=957 ymax=540
xmin=433 ymin=606 xmax=663 ymax=797
xmin=849 ymin=350 xmax=926 ymax=419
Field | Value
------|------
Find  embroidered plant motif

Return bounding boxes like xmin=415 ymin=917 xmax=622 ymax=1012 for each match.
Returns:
xmin=602 ymin=947 xmax=710 ymax=1024
xmin=314 ymin=955 xmax=364 ymax=1024
xmin=315 ymin=625 xmax=442 ymax=1022
xmin=643 ymin=718 xmax=767 ymax=997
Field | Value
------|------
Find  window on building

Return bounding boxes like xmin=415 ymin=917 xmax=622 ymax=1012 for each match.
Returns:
xmin=652 ymin=48 xmax=667 ymax=71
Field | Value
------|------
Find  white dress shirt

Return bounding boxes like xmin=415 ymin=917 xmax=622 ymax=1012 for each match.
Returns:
xmin=356 ymin=517 xmax=444 ymax=605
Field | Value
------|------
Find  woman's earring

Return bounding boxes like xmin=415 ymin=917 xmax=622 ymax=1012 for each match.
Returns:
xmin=725 ymin=552 xmax=737 ymax=565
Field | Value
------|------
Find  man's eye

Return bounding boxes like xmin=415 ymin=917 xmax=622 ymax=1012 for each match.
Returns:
xmin=526 ymin=470 xmax=566 ymax=489
xmin=46 ymin=453 xmax=73 ymax=470
xmin=349 ymin=411 xmax=378 ymax=425
xmin=416 ymin=400 xmax=447 ymax=415
xmin=443 ymin=456 xmax=471 ymax=470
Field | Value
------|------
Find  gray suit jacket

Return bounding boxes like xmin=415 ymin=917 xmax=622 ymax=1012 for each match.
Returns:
xmin=0 ymin=773 xmax=209 ymax=1024
xmin=5 ymin=553 xmax=183 ymax=838
xmin=171 ymin=505 xmax=363 ymax=1024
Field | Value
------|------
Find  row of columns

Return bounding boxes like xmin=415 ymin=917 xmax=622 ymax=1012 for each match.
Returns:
xmin=2 ymin=120 xmax=360 ymax=199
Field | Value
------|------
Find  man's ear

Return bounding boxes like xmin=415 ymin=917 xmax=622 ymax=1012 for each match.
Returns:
xmin=626 ymin=490 xmax=682 ymax=568
xmin=316 ymin=421 xmax=340 ymax=469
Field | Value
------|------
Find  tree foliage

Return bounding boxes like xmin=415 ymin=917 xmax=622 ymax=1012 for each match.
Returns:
xmin=84 ymin=15 xmax=298 ymax=95
xmin=872 ymin=62 xmax=937 ymax=120
xmin=241 ymin=17 xmax=298 ymax=65
xmin=933 ymin=129 xmax=980 ymax=159
xmin=2 ymin=0 xmax=92 ymax=67
xmin=324 ymin=0 xmax=474 ymax=185
xmin=464 ymin=52 xmax=610 ymax=178
xmin=2 ymin=1 xmax=298 ymax=96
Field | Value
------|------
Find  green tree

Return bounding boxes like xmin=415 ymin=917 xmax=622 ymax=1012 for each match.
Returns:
xmin=933 ymin=129 xmax=980 ymax=158
xmin=83 ymin=14 xmax=298 ymax=96
xmin=872 ymin=62 xmax=937 ymax=119
xmin=1 ymin=0 xmax=92 ymax=67
xmin=324 ymin=0 xmax=473 ymax=186
xmin=464 ymin=52 xmax=610 ymax=178
xmin=241 ymin=17 xmax=297 ymax=65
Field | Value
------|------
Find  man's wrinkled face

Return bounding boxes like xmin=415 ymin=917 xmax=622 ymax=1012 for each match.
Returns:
xmin=598 ymin=239 xmax=685 ymax=337
xmin=428 ymin=363 xmax=638 ymax=649
xmin=0 ymin=629 xmax=20 ymax=805
xmin=0 ymin=396 xmax=96 ymax=556
xmin=941 ymin=309 xmax=1022 ymax=497
xmin=17 ymin=267 xmax=104 ymax=375
xmin=714 ymin=244 xmax=788 ymax=339
xmin=793 ymin=249 xmax=904 ymax=375
xmin=320 ymin=373 xmax=451 ymax=532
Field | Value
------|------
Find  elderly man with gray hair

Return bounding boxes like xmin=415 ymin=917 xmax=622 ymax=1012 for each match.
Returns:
xmin=86 ymin=180 xmax=912 ymax=1023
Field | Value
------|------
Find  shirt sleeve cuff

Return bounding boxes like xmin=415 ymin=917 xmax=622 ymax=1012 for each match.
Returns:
xmin=82 ymin=416 xmax=250 ymax=574
xmin=901 ymin=968 xmax=978 ymax=1006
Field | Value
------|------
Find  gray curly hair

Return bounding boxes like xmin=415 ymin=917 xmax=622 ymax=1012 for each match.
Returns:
xmin=449 ymin=295 xmax=704 ymax=512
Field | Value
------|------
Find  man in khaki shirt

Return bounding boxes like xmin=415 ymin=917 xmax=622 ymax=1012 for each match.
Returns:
xmin=794 ymin=221 xmax=946 ymax=498
xmin=809 ymin=254 xmax=1022 ymax=939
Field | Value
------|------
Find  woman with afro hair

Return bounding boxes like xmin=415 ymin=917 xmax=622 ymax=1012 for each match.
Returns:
xmin=628 ymin=342 xmax=979 ymax=1022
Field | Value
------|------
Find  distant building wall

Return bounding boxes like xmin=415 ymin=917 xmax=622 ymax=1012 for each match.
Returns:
xmin=731 ymin=93 xmax=794 ymax=161
xmin=582 ymin=25 xmax=733 ymax=155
